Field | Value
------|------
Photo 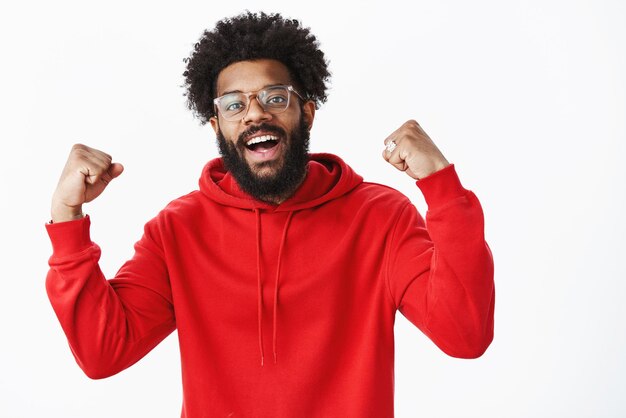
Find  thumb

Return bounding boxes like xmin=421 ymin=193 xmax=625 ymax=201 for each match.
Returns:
xmin=109 ymin=162 xmax=124 ymax=179
xmin=99 ymin=163 xmax=124 ymax=187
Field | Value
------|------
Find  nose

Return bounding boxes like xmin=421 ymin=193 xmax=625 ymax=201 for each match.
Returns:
xmin=242 ymin=95 xmax=272 ymax=124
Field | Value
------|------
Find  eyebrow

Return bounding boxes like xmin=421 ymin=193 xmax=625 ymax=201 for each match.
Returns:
xmin=219 ymin=84 xmax=287 ymax=97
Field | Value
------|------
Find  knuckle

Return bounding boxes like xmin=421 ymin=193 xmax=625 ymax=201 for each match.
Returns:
xmin=70 ymin=145 xmax=87 ymax=159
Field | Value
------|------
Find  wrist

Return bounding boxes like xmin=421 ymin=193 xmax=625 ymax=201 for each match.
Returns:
xmin=51 ymin=202 xmax=84 ymax=223
xmin=420 ymin=160 xmax=450 ymax=180
xmin=416 ymin=164 xmax=467 ymax=208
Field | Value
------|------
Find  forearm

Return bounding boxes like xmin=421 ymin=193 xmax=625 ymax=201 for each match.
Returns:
xmin=408 ymin=195 xmax=494 ymax=358
xmin=46 ymin=217 xmax=175 ymax=378
xmin=389 ymin=165 xmax=495 ymax=358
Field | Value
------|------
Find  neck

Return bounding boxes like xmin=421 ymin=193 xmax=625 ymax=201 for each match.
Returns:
xmin=256 ymin=172 xmax=307 ymax=205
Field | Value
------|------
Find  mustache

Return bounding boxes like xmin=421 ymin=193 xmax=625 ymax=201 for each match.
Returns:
xmin=237 ymin=123 xmax=287 ymax=145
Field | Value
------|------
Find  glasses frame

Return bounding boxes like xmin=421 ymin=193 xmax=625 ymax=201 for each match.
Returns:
xmin=213 ymin=85 xmax=305 ymax=122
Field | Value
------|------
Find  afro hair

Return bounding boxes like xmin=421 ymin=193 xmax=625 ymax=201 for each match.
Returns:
xmin=183 ymin=11 xmax=331 ymax=124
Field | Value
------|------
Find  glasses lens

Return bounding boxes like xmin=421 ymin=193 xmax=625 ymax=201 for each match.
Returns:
xmin=219 ymin=93 xmax=247 ymax=120
xmin=259 ymin=86 xmax=290 ymax=111
xmin=217 ymin=86 xmax=292 ymax=121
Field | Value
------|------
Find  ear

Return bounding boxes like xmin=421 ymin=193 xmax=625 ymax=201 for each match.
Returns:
xmin=209 ymin=116 xmax=219 ymax=135
xmin=302 ymin=100 xmax=316 ymax=131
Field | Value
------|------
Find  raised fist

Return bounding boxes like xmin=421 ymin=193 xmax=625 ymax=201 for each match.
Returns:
xmin=382 ymin=120 xmax=449 ymax=180
xmin=51 ymin=144 xmax=124 ymax=223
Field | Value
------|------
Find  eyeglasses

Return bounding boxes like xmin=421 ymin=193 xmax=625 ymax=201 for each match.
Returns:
xmin=213 ymin=85 xmax=305 ymax=122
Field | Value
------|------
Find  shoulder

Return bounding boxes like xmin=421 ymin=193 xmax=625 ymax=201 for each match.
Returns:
xmin=331 ymin=181 xmax=412 ymax=220
xmin=160 ymin=190 xmax=207 ymax=214
xmin=144 ymin=190 xmax=218 ymax=233
xmin=351 ymin=181 xmax=411 ymax=206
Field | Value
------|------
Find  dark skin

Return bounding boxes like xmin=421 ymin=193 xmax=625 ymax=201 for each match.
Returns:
xmin=209 ymin=59 xmax=315 ymax=204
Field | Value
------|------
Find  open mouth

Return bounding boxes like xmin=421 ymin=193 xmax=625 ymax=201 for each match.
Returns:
xmin=245 ymin=134 xmax=280 ymax=152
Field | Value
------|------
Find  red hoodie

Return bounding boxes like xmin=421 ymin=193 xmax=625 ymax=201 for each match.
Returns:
xmin=46 ymin=153 xmax=494 ymax=418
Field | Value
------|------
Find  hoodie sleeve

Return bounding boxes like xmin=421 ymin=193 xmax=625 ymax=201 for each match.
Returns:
xmin=45 ymin=216 xmax=176 ymax=379
xmin=386 ymin=164 xmax=495 ymax=358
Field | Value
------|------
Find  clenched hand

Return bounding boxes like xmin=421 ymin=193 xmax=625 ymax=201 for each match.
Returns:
xmin=51 ymin=144 xmax=124 ymax=223
xmin=382 ymin=120 xmax=450 ymax=180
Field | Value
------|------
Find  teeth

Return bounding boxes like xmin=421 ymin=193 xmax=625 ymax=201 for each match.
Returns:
xmin=247 ymin=135 xmax=278 ymax=145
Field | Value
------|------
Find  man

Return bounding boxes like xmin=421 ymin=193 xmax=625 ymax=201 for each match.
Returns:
xmin=46 ymin=12 xmax=494 ymax=418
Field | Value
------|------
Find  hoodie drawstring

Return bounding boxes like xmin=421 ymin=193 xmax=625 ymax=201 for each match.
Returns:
xmin=273 ymin=211 xmax=293 ymax=364
xmin=254 ymin=209 xmax=294 ymax=366
xmin=254 ymin=209 xmax=264 ymax=366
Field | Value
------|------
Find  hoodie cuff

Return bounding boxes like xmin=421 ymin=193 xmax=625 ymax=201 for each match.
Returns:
xmin=45 ymin=215 xmax=93 ymax=257
xmin=416 ymin=164 xmax=467 ymax=209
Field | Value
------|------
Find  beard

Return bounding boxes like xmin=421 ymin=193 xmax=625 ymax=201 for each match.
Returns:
xmin=216 ymin=117 xmax=310 ymax=203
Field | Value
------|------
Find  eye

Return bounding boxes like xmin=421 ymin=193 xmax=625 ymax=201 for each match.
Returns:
xmin=266 ymin=95 xmax=287 ymax=104
xmin=225 ymin=101 xmax=245 ymax=112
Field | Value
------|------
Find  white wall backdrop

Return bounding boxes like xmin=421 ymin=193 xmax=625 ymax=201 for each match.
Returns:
xmin=1 ymin=0 xmax=625 ymax=417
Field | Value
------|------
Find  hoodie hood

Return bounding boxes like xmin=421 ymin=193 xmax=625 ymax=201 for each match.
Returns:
xmin=198 ymin=153 xmax=363 ymax=365
xmin=199 ymin=153 xmax=363 ymax=210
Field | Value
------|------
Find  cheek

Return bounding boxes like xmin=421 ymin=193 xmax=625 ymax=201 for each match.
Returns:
xmin=286 ymin=110 xmax=304 ymax=133
xmin=218 ymin=124 xmax=241 ymax=145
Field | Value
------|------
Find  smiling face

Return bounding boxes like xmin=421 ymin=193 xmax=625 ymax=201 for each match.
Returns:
xmin=210 ymin=59 xmax=316 ymax=203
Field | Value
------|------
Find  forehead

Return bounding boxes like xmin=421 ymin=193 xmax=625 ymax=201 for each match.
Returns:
xmin=216 ymin=59 xmax=293 ymax=95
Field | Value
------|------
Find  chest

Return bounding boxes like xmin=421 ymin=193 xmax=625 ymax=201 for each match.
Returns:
xmin=163 ymin=203 xmax=393 ymax=325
